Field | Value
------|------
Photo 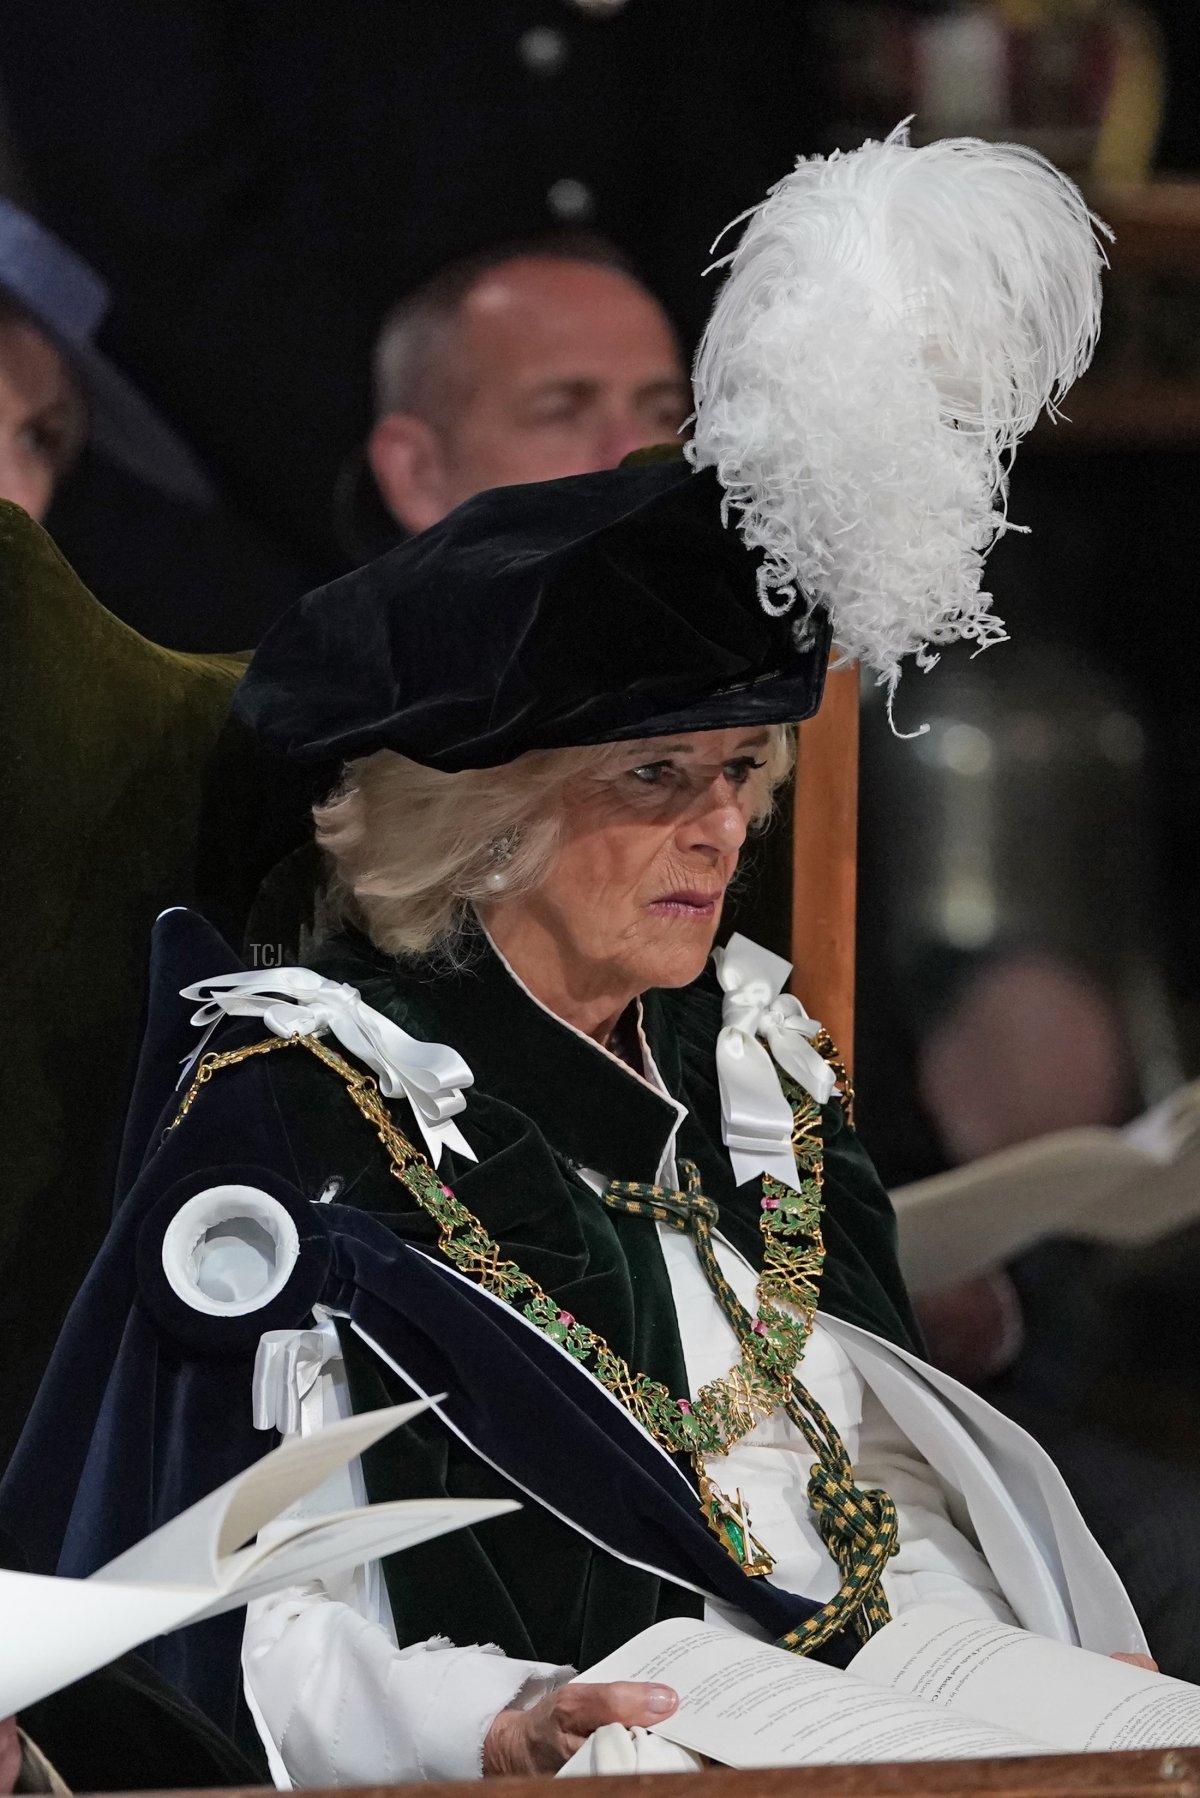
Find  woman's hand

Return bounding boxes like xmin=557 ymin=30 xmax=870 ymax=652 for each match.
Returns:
xmin=1112 ymin=1653 xmax=1158 ymax=1672
xmin=483 ymin=1680 xmax=679 ymax=1777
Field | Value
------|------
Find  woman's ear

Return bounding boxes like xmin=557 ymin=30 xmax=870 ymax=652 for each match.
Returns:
xmin=367 ymin=412 xmax=452 ymax=534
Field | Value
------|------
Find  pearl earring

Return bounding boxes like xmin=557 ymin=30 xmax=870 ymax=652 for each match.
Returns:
xmin=485 ymin=829 xmax=520 ymax=894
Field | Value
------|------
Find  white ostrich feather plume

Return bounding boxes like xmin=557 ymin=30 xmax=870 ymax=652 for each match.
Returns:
xmin=688 ymin=122 xmax=1110 ymax=700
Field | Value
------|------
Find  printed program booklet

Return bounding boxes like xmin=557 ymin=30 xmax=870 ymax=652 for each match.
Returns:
xmin=582 ymin=1609 xmax=1200 ymax=1765
xmin=0 ymin=1399 xmax=516 ymax=1718
xmin=891 ymin=1076 xmax=1200 ymax=1293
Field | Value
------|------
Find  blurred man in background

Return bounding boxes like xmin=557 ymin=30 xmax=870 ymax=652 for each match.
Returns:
xmin=363 ymin=235 xmax=689 ymax=538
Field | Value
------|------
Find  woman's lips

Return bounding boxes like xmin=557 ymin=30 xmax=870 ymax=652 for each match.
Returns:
xmin=648 ymin=890 xmax=721 ymax=918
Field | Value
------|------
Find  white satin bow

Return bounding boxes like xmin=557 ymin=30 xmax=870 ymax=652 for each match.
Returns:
xmin=180 ymin=966 xmax=476 ymax=1167
xmin=253 ymin=1317 xmax=342 ymax=1434
xmin=713 ymin=933 xmax=837 ymax=1192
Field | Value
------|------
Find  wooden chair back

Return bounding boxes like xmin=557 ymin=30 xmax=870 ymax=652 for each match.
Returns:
xmin=790 ymin=664 xmax=859 ymax=1065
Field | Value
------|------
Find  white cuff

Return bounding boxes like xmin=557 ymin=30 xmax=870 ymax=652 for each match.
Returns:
xmin=416 ymin=1642 xmax=567 ymax=1784
xmin=243 ymin=1584 xmax=569 ymax=1786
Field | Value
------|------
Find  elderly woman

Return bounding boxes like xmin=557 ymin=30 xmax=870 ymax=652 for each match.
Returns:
xmin=0 ymin=133 xmax=1150 ymax=1786
xmin=1 ymin=458 xmax=1148 ymax=1783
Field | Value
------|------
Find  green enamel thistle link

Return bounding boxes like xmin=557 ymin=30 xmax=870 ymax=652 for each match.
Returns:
xmin=397 ymin=1081 xmax=828 ymax=1485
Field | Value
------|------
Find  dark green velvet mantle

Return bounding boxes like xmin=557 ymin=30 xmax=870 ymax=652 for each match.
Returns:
xmin=263 ymin=926 xmax=923 ymax=1673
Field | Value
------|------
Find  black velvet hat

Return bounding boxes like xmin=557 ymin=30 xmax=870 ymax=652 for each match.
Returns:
xmin=233 ymin=460 xmax=830 ymax=773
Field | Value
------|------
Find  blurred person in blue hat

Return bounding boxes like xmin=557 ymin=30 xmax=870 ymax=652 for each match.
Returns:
xmin=0 ymin=189 xmax=302 ymax=649
xmin=0 ymin=292 xmax=83 ymax=521
xmin=0 ymin=195 xmax=213 ymax=522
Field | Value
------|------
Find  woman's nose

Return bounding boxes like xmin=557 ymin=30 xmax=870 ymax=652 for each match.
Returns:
xmin=678 ymin=790 xmax=749 ymax=856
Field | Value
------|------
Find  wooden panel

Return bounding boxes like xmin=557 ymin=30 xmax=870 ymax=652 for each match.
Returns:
xmin=1029 ymin=180 xmax=1200 ymax=449
xmin=1035 ymin=382 xmax=1200 ymax=448
xmin=790 ymin=663 xmax=860 ymax=1065
xmin=122 ymin=1749 xmax=1200 ymax=1798
xmin=1090 ymin=181 xmax=1200 ymax=273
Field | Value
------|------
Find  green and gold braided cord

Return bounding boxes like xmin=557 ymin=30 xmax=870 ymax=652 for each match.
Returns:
xmin=605 ymin=1156 xmax=896 ymax=1652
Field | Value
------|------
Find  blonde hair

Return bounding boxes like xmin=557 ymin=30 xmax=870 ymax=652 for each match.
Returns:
xmin=314 ymin=728 xmax=795 ymax=959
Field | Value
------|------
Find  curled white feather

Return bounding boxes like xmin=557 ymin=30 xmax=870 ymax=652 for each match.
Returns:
xmin=688 ymin=122 xmax=1110 ymax=697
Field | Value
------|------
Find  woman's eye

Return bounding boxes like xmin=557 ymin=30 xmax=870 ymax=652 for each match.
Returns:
xmin=725 ymin=757 xmax=767 ymax=787
xmin=629 ymin=762 xmax=673 ymax=787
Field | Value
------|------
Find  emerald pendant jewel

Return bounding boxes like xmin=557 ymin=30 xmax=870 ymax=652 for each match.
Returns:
xmin=698 ymin=1471 xmax=775 ymax=1577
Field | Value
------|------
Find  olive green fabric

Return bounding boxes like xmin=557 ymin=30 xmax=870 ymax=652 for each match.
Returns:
xmin=247 ymin=925 xmax=921 ymax=1671
xmin=18 ymin=1654 xmax=266 ymax=1793
xmin=0 ymin=499 xmax=245 ymax=1461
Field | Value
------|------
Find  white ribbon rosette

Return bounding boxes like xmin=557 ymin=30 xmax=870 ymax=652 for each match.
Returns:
xmin=713 ymin=934 xmax=837 ymax=1192
xmin=180 ymin=967 xmax=476 ymax=1168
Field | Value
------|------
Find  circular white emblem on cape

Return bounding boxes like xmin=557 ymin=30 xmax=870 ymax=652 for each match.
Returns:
xmin=161 ymin=1184 xmax=301 ymax=1317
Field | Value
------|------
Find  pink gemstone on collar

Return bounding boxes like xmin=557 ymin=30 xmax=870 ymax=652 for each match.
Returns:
xmin=762 ymin=1197 xmax=780 ymax=1210
xmin=558 ymin=1310 xmax=575 ymax=1326
xmin=441 ymin=1184 xmax=454 ymax=1197
xmin=752 ymin=1319 xmax=768 ymax=1336
xmin=678 ymin=1400 xmax=693 ymax=1414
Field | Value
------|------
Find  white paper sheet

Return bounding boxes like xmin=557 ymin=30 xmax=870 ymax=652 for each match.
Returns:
xmin=0 ymin=1574 xmax=205 ymax=1719
xmin=1 ymin=1400 xmax=518 ymax=1717
xmin=191 ymin=1495 xmax=516 ymax=1619
xmin=853 ymin=1604 xmax=1200 ymax=1753
xmin=581 ymin=1617 xmax=1049 ymax=1765
xmin=99 ymin=1401 xmax=431 ymax=1586
xmin=892 ymin=1077 xmax=1200 ymax=1292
